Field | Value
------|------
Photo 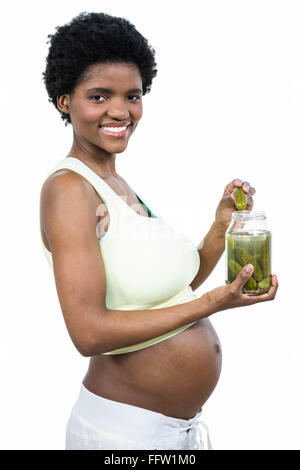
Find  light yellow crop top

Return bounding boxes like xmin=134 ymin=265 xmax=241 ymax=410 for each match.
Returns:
xmin=40 ymin=157 xmax=200 ymax=355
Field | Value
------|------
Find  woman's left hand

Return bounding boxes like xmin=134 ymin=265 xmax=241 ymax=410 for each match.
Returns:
xmin=214 ymin=179 xmax=256 ymax=233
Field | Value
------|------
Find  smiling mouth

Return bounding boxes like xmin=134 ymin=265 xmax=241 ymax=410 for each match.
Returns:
xmin=99 ymin=123 xmax=132 ymax=137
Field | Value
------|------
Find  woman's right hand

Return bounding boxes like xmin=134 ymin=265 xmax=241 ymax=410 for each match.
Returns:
xmin=202 ymin=264 xmax=279 ymax=314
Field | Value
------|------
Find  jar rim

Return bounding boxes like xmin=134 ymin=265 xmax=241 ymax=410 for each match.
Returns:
xmin=232 ymin=210 xmax=266 ymax=220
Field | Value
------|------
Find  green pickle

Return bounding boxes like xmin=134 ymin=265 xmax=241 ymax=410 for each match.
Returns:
xmin=233 ymin=187 xmax=247 ymax=210
xmin=226 ymin=231 xmax=271 ymax=295
xmin=245 ymin=276 xmax=257 ymax=290
xmin=258 ymin=278 xmax=271 ymax=289
xmin=228 ymin=259 xmax=243 ymax=280
xmin=234 ymin=247 xmax=263 ymax=282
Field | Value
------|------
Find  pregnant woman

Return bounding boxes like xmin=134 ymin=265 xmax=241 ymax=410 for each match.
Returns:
xmin=39 ymin=12 xmax=278 ymax=450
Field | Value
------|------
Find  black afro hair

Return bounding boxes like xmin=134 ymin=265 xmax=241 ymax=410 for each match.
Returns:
xmin=42 ymin=11 xmax=158 ymax=125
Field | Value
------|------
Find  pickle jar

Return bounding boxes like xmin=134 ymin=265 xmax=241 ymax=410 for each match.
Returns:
xmin=225 ymin=210 xmax=272 ymax=295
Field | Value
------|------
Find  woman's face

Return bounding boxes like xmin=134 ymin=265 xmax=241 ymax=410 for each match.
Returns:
xmin=58 ymin=62 xmax=143 ymax=156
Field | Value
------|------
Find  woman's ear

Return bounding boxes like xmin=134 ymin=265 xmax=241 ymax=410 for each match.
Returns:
xmin=57 ymin=94 xmax=70 ymax=114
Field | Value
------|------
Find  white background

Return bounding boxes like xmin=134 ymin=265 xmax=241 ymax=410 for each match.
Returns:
xmin=0 ymin=0 xmax=299 ymax=450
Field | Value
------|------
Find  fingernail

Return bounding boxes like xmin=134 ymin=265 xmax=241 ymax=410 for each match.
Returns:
xmin=245 ymin=264 xmax=253 ymax=273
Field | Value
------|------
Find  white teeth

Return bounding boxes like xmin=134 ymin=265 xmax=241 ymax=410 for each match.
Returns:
xmin=102 ymin=126 xmax=127 ymax=132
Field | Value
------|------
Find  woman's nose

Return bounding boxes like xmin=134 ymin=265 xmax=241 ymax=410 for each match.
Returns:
xmin=107 ymin=98 xmax=130 ymax=120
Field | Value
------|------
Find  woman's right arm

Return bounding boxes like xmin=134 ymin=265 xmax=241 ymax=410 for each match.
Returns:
xmin=40 ymin=172 xmax=278 ymax=357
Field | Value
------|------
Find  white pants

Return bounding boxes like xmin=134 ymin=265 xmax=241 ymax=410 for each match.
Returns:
xmin=65 ymin=383 xmax=212 ymax=450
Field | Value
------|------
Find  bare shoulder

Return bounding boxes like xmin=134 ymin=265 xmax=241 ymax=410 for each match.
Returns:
xmin=41 ymin=168 xmax=96 ymax=205
xmin=40 ymin=169 xmax=98 ymax=240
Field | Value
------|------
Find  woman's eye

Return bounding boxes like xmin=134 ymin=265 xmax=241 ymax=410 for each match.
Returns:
xmin=91 ymin=95 xmax=105 ymax=102
xmin=128 ymin=95 xmax=140 ymax=102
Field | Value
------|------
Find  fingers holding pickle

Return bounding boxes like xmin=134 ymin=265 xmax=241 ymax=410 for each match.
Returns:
xmin=225 ymin=179 xmax=256 ymax=211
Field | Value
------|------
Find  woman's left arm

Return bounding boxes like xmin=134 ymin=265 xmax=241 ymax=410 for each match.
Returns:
xmin=190 ymin=179 xmax=256 ymax=292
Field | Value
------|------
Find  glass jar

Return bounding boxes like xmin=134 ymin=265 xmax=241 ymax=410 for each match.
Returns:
xmin=225 ymin=210 xmax=272 ymax=295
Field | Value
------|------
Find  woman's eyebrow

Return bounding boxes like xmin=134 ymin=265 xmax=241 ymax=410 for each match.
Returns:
xmin=87 ymin=87 xmax=142 ymax=93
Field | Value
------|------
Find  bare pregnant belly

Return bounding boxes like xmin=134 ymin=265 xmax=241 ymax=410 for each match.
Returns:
xmin=83 ymin=318 xmax=222 ymax=420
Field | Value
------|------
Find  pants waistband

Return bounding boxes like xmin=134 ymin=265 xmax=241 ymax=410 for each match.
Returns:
xmin=72 ymin=383 xmax=204 ymax=444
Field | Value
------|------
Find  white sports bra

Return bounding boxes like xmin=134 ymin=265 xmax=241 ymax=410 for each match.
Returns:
xmin=40 ymin=157 xmax=200 ymax=355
